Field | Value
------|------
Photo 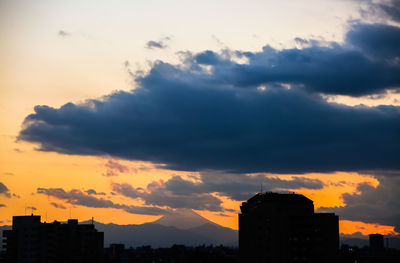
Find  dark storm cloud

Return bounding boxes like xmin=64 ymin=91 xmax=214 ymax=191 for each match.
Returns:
xmin=18 ymin=81 xmax=400 ymax=173
xmin=37 ymin=188 xmax=168 ymax=215
xmin=18 ymin=23 xmax=400 ymax=174
xmin=346 ymin=24 xmax=400 ymax=59
xmin=318 ymin=175 xmax=400 ymax=233
xmin=0 ymin=183 xmax=11 ymax=198
xmin=196 ymin=24 xmax=400 ymax=96
xmin=379 ymin=0 xmax=400 ymax=22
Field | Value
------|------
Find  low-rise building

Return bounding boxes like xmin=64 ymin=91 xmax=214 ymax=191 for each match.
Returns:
xmin=2 ymin=215 xmax=103 ymax=263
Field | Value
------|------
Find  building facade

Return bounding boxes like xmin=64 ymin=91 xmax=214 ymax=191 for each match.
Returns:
xmin=239 ymin=192 xmax=338 ymax=263
xmin=369 ymin=233 xmax=384 ymax=252
xmin=2 ymin=215 xmax=103 ymax=263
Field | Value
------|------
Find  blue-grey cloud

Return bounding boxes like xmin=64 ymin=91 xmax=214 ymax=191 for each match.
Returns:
xmin=112 ymin=180 xmax=224 ymax=211
xmin=192 ymin=24 xmax=400 ymax=96
xmin=346 ymin=23 xmax=400 ymax=60
xmin=103 ymin=159 xmax=130 ymax=177
xmin=111 ymin=173 xmax=324 ymax=211
xmin=18 ymin=23 xmax=400 ymax=174
xmin=18 ymin=81 xmax=400 ymax=173
xmin=0 ymin=183 xmax=11 ymax=198
xmin=26 ymin=206 xmax=37 ymax=211
xmin=145 ymin=37 xmax=170 ymax=50
xmin=85 ymin=189 xmax=106 ymax=195
xmin=162 ymin=172 xmax=324 ymax=201
xmin=0 ymin=204 xmax=6 ymax=208
xmin=50 ymin=202 xmax=66 ymax=209
xmin=37 ymin=188 xmax=169 ymax=215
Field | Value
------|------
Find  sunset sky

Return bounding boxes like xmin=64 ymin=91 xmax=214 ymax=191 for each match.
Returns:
xmin=1 ymin=0 xmax=400 ymax=238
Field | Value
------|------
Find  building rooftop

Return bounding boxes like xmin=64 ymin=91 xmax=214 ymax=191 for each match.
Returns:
xmin=246 ymin=192 xmax=313 ymax=204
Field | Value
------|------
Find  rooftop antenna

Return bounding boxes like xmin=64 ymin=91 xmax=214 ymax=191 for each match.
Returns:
xmin=91 ymin=217 xmax=94 ymax=225
xmin=260 ymin=183 xmax=263 ymax=194
xmin=24 ymin=203 xmax=27 ymax=215
xmin=69 ymin=207 xmax=72 ymax=219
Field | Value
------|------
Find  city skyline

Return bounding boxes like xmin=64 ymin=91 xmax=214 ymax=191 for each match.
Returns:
xmin=1 ymin=0 xmax=400 ymax=240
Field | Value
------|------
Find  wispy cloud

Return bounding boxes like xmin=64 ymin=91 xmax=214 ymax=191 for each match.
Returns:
xmin=103 ymin=159 xmax=130 ymax=177
xmin=145 ymin=36 xmax=171 ymax=49
xmin=50 ymin=202 xmax=66 ymax=209
xmin=85 ymin=189 xmax=106 ymax=195
xmin=58 ymin=30 xmax=70 ymax=37
xmin=37 ymin=188 xmax=169 ymax=215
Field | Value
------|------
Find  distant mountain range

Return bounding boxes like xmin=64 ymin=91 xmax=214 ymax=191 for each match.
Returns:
xmin=2 ymin=211 xmax=400 ymax=250
xmin=0 ymin=210 xmax=238 ymax=248
xmin=90 ymin=209 xmax=238 ymax=248
xmin=341 ymin=237 xmax=400 ymax=249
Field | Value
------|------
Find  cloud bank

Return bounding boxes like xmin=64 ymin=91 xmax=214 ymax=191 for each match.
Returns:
xmin=111 ymin=173 xmax=324 ymax=211
xmin=18 ymin=23 xmax=400 ymax=174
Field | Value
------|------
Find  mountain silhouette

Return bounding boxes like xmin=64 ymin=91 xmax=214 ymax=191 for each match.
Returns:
xmin=153 ymin=208 xmax=214 ymax=229
xmin=92 ymin=209 xmax=238 ymax=247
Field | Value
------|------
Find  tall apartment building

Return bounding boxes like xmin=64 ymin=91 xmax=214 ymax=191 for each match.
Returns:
xmin=2 ymin=215 xmax=103 ymax=263
xmin=239 ymin=192 xmax=338 ymax=263
xmin=369 ymin=233 xmax=384 ymax=252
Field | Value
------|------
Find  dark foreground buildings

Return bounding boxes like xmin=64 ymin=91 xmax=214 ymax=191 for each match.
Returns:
xmin=2 ymin=215 xmax=103 ymax=263
xmin=239 ymin=192 xmax=339 ymax=263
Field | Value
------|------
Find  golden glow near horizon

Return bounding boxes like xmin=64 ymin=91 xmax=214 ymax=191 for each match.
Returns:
xmin=0 ymin=138 xmax=391 ymax=235
xmin=1 ymin=0 xmax=399 ymax=238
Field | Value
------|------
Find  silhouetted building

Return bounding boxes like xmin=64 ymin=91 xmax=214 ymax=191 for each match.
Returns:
xmin=103 ymin=245 xmax=239 ymax=263
xmin=2 ymin=215 xmax=103 ymax=263
xmin=104 ymin=244 xmax=129 ymax=263
xmin=239 ymin=192 xmax=339 ymax=263
xmin=369 ymin=233 xmax=384 ymax=252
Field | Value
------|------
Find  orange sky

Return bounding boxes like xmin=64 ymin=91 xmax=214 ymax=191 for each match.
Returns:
xmin=0 ymin=136 xmax=396 ymax=237
xmin=1 ymin=0 xmax=399 ymax=239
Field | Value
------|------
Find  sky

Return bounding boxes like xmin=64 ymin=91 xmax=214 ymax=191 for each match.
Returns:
xmin=1 ymin=0 xmax=400 ymax=238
